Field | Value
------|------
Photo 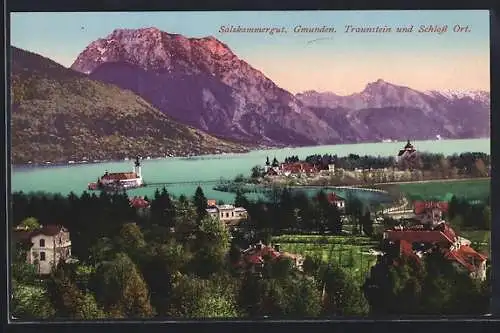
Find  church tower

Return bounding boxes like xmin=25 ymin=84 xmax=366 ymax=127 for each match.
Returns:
xmin=264 ymin=156 xmax=271 ymax=173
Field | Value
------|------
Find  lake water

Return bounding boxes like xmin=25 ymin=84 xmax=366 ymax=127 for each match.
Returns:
xmin=11 ymin=138 xmax=490 ymax=203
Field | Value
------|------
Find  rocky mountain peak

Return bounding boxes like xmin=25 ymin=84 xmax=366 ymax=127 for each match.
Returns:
xmin=71 ymin=27 xmax=239 ymax=76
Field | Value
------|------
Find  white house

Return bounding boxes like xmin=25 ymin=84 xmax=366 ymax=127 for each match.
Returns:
xmin=14 ymin=225 xmax=72 ymax=275
xmin=206 ymin=202 xmax=248 ymax=226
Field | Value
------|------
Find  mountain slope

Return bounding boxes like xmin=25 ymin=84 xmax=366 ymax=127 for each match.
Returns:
xmin=70 ymin=27 xmax=341 ymax=146
xmin=10 ymin=46 xmax=249 ymax=164
xmin=298 ymin=80 xmax=490 ymax=140
xmin=71 ymin=28 xmax=490 ymax=144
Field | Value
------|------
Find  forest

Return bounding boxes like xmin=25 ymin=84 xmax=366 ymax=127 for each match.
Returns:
xmin=10 ymin=186 xmax=490 ymax=319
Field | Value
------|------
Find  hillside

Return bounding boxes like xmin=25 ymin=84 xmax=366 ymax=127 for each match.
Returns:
xmin=10 ymin=46 xmax=249 ymax=165
xmin=71 ymin=28 xmax=340 ymax=146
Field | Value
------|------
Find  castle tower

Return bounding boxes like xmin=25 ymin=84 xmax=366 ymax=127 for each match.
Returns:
xmin=134 ymin=156 xmax=142 ymax=178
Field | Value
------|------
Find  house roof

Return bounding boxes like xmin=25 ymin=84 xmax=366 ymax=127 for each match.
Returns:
xmin=327 ymin=192 xmax=345 ymax=203
xmin=444 ymin=249 xmax=477 ymax=272
xmin=414 ymin=201 xmax=449 ymax=214
xmin=12 ymin=230 xmax=32 ymax=242
xmin=101 ymin=172 xmax=138 ymax=181
xmin=218 ymin=204 xmax=235 ymax=210
xmin=129 ymin=196 xmax=150 ymax=209
xmin=30 ymin=225 xmax=67 ymax=237
xmin=207 ymin=199 xmax=217 ymax=207
xmin=281 ymin=162 xmax=317 ymax=173
xmin=240 ymin=244 xmax=299 ymax=269
xmin=456 ymin=245 xmax=487 ymax=261
xmin=246 ymin=254 xmax=264 ymax=265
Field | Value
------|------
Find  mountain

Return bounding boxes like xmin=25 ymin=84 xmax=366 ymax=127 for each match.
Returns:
xmin=70 ymin=27 xmax=341 ymax=146
xmin=297 ymin=80 xmax=490 ymax=141
xmin=70 ymin=28 xmax=489 ymax=145
xmin=10 ymin=46 xmax=249 ymax=165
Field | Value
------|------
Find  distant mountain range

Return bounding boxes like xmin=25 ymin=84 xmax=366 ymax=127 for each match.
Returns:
xmin=11 ymin=27 xmax=490 ymax=163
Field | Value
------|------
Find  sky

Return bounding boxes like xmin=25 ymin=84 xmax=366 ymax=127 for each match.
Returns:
xmin=10 ymin=10 xmax=490 ymax=95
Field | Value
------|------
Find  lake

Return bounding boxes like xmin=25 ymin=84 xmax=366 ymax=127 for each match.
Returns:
xmin=11 ymin=138 xmax=490 ymax=203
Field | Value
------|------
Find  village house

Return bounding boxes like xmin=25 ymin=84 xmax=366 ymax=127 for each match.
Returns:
xmin=234 ymin=241 xmax=305 ymax=275
xmin=13 ymin=225 xmax=72 ymax=275
xmin=383 ymin=201 xmax=487 ymax=281
xmin=206 ymin=200 xmax=248 ymax=227
xmin=327 ymin=192 xmax=346 ymax=212
xmin=129 ymin=196 xmax=151 ymax=217
xmin=264 ymin=156 xmax=319 ymax=178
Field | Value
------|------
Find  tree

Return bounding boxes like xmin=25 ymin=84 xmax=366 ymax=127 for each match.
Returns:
xmin=18 ymin=217 xmax=40 ymax=231
xmin=472 ymin=159 xmax=487 ymax=177
xmin=234 ymin=189 xmax=250 ymax=208
xmin=168 ymin=274 xmax=239 ymax=318
xmin=117 ymin=223 xmax=146 ymax=255
xmin=193 ymin=186 xmax=208 ymax=222
xmin=47 ymin=263 xmax=106 ymax=319
xmin=89 ymin=237 xmax=115 ymax=266
xmin=239 ymin=274 xmax=322 ymax=318
xmin=482 ymin=206 xmax=491 ymax=230
xmin=251 ymin=165 xmax=264 ymax=178
xmin=11 ymin=283 xmax=56 ymax=320
xmin=321 ymin=264 xmax=369 ymax=316
xmin=363 ymin=254 xmax=423 ymax=315
xmin=93 ymin=253 xmax=154 ymax=318
xmin=360 ymin=210 xmax=374 ymax=237
xmin=345 ymin=194 xmax=364 ymax=235
xmin=137 ymin=239 xmax=192 ymax=316
xmin=190 ymin=216 xmax=231 ymax=277
xmin=278 ymin=187 xmax=296 ymax=232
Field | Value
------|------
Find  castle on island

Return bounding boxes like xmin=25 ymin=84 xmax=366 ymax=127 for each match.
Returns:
xmin=88 ymin=156 xmax=143 ymax=191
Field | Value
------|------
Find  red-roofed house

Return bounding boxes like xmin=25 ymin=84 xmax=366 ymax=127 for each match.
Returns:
xmin=13 ymin=225 xmax=72 ymax=275
xmin=445 ymin=246 xmax=488 ymax=280
xmin=129 ymin=196 xmax=151 ymax=217
xmin=327 ymin=192 xmax=346 ymax=211
xmin=384 ymin=203 xmax=488 ymax=281
xmin=280 ymin=162 xmax=319 ymax=177
xmin=236 ymin=242 xmax=304 ymax=274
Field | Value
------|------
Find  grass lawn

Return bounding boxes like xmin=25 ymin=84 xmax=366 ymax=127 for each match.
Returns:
xmin=397 ymin=178 xmax=490 ymax=202
xmin=271 ymin=234 xmax=378 ymax=285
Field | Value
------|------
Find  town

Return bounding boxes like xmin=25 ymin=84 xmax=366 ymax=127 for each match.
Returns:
xmin=10 ymin=141 xmax=491 ymax=319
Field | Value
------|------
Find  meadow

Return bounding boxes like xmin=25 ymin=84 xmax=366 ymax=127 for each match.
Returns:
xmin=271 ymin=234 xmax=379 ymax=285
xmin=395 ymin=178 xmax=490 ymax=202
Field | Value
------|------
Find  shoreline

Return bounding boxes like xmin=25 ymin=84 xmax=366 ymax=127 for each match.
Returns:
xmin=11 ymin=137 xmax=490 ymax=169
xmin=212 ymin=177 xmax=490 ymax=196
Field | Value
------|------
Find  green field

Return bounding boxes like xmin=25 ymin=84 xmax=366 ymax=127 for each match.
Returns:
xmin=396 ymin=179 xmax=490 ymax=202
xmin=271 ymin=235 xmax=378 ymax=285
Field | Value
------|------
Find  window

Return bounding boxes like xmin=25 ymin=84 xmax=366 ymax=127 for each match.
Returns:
xmin=39 ymin=239 xmax=45 ymax=247
xmin=226 ymin=213 xmax=229 ymax=218
xmin=232 ymin=212 xmax=234 ymax=217
xmin=40 ymin=252 xmax=46 ymax=261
